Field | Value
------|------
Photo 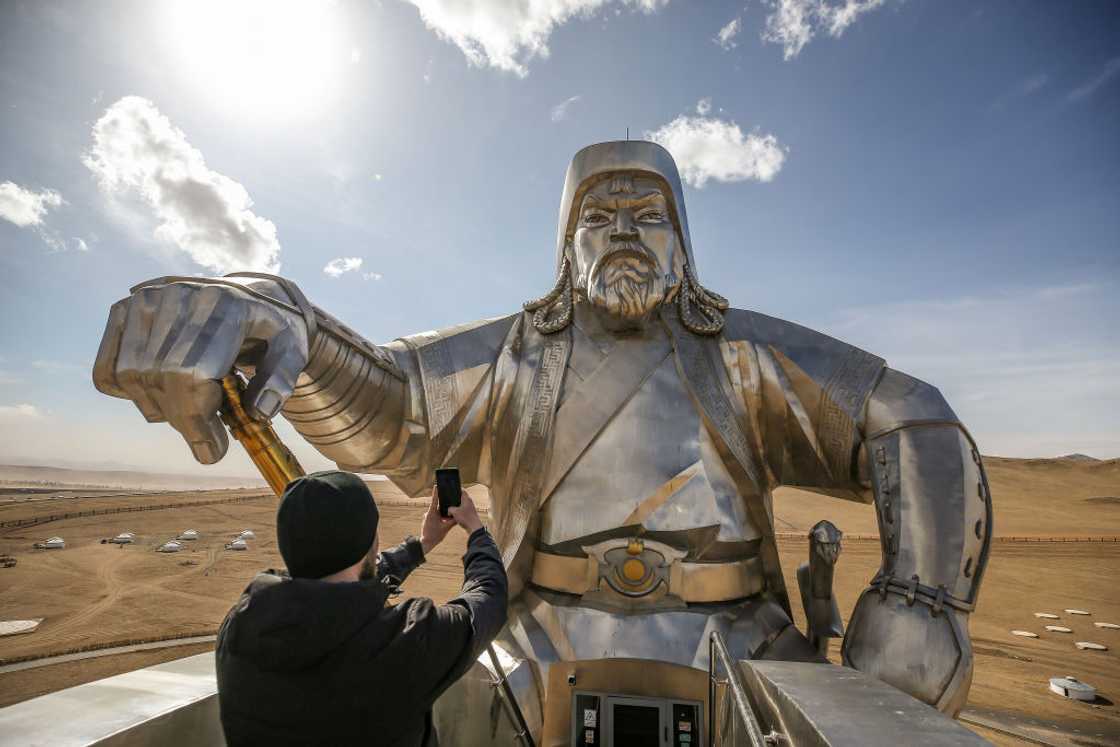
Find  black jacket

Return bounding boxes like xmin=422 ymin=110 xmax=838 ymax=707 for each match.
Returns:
xmin=216 ymin=528 xmax=507 ymax=746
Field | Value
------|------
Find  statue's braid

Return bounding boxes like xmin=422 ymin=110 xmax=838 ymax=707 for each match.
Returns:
xmin=524 ymin=256 xmax=574 ymax=334
xmin=678 ymin=263 xmax=726 ymax=335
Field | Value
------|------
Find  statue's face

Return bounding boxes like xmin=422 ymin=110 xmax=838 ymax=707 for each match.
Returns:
xmin=570 ymin=174 xmax=685 ymax=322
xmin=813 ymin=540 xmax=841 ymax=565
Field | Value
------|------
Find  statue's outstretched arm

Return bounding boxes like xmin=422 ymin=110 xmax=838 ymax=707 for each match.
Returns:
xmin=841 ymin=368 xmax=992 ymax=716
xmin=92 ymin=273 xmax=415 ymax=473
xmin=278 ymin=302 xmax=413 ymax=473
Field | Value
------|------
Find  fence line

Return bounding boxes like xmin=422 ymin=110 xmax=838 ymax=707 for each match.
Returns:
xmin=775 ymin=533 xmax=1119 ymax=543
xmin=0 ymin=493 xmax=273 ymax=531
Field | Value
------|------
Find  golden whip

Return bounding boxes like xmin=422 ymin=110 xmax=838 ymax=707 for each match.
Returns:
xmin=219 ymin=374 xmax=305 ymax=496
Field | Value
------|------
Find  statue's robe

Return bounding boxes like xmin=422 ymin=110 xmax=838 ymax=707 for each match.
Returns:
xmin=356 ymin=302 xmax=884 ymax=675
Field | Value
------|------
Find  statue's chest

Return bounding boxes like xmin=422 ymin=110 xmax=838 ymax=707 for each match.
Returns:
xmin=539 ymin=354 xmax=760 ymax=546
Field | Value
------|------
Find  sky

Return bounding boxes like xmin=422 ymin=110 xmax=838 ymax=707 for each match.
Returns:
xmin=0 ymin=0 xmax=1117 ymax=479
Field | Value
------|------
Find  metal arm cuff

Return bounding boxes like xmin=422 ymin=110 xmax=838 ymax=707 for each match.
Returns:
xmin=226 ymin=272 xmax=319 ymax=353
xmin=223 ymin=272 xmax=403 ymax=381
xmin=867 ymin=573 xmax=975 ymax=615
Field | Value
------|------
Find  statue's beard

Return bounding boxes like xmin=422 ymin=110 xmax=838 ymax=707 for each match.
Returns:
xmin=586 ymin=241 xmax=668 ymax=321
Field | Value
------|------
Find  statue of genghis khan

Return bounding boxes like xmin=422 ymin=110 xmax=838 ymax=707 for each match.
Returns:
xmin=94 ymin=142 xmax=991 ymax=734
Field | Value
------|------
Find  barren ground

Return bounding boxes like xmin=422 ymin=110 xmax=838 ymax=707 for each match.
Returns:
xmin=0 ymin=459 xmax=1116 ymax=745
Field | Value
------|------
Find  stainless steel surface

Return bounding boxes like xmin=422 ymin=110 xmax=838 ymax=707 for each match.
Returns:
xmin=840 ymin=372 xmax=993 ymax=715
xmin=516 ymin=589 xmax=796 ymax=673
xmin=736 ymin=659 xmax=991 ymax=746
xmin=709 ymin=631 xmax=770 ymax=747
xmin=530 ymin=541 xmax=764 ymax=609
xmin=93 ymin=275 xmax=310 ymax=465
xmin=92 ymin=140 xmax=991 ymax=720
xmin=796 ymin=521 xmax=844 ymax=657
xmin=534 ymin=140 xmax=727 ymax=336
xmin=540 ymin=341 xmax=760 ymax=546
xmin=0 ymin=652 xmax=223 ymax=746
xmin=432 ymin=643 xmax=543 ymax=747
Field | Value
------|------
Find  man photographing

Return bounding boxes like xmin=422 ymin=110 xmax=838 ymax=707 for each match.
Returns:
xmin=215 ymin=470 xmax=507 ymax=746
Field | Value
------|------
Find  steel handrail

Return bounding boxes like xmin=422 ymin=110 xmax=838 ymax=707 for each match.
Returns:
xmin=708 ymin=631 xmax=768 ymax=747
xmin=486 ymin=643 xmax=536 ymax=747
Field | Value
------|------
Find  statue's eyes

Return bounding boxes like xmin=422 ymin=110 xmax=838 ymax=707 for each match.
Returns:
xmin=583 ymin=212 xmax=610 ymax=226
xmin=637 ymin=210 xmax=665 ymax=223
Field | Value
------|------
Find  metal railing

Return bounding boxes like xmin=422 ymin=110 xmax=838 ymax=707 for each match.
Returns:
xmin=708 ymin=631 xmax=773 ymax=747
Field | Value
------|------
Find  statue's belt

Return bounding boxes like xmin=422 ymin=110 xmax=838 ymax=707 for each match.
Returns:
xmin=530 ymin=538 xmax=764 ymax=603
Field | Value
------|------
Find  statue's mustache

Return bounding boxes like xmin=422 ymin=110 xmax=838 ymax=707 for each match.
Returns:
xmin=590 ymin=240 xmax=657 ymax=281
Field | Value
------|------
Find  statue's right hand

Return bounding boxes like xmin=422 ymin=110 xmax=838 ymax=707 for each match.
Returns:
xmin=92 ymin=280 xmax=309 ymax=465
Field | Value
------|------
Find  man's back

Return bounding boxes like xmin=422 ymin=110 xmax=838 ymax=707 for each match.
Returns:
xmin=217 ymin=524 xmax=506 ymax=746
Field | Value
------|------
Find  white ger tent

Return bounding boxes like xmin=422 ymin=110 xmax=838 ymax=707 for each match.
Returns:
xmin=177 ymin=529 xmax=199 ymax=541
xmin=157 ymin=540 xmax=184 ymax=553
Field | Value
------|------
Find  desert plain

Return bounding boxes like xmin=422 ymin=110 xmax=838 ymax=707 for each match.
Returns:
xmin=0 ymin=456 xmax=1117 ymax=746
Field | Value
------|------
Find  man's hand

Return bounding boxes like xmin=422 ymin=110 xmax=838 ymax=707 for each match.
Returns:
xmin=448 ymin=490 xmax=484 ymax=535
xmin=419 ymin=485 xmax=457 ymax=555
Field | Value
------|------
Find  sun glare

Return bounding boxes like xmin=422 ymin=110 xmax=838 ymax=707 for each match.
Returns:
xmin=161 ymin=0 xmax=348 ymax=124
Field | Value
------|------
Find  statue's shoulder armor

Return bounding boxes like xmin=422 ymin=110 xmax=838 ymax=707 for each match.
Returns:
xmin=724 ymin=308 xmax=885 ymax=403
xmin=392 ymin=313 xmax=520 ymax=371
xmin=724 ymin=309 xmax=958 ymax=431
xmin=865 ymin=369 xmax=959 ymax=432
xmin=397 ymin=313 xmax=520 ymax=351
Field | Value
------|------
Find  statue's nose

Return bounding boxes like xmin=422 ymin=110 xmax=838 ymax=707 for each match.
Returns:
xmin=610 ymin=209 xmax=638 ymax=241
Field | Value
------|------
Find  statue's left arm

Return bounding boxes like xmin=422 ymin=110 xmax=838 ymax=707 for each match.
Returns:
xmin=723 ymin=310 xmax=991 ymax=715
xmin=840 ymin=367 xmax=992 ymax=716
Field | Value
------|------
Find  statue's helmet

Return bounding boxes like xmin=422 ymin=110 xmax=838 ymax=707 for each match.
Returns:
xmin=526 ymin=140 xmax=728 ymax=335
xmin=554 ymin=140 xmax=698 ymax=280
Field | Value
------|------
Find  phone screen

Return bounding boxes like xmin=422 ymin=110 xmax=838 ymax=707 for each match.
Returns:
xmin=436 ymin=468 xmax=461 ymax=517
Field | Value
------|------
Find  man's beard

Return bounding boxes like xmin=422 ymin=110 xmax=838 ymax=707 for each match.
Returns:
xmin=358 ymin=554 xmax=377 ymax=581
xmin=586 ymin=241 xmax=668 ymax=321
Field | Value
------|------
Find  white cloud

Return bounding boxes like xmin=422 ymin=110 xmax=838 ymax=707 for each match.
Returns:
xmin=403 ymin=0 xmax=668 ymax=77
xmin=762 ymin=0 xmax=885 ymax=60
xmin=324 ymin=256 xmax=363 ymax=277
xmin=83 ymin=96 xmax=281 ymax=274
xmin=363 ymin=271 xmax=383 ymax=281
xmin=646 ymin=112 xmax=787 ymax=188
xmin=1068 ymin=57 xmax=1120 ymax=102
xmin=0 ymin=182 xmax=63 ymax=228
xmin=0 ymin=181 xmax=87 ymax=252
xmin=714 ymin=16 xmax=741 ymax=50
xmin=551 ymin=94 xmax=582 ymax=122
xmin=695 ymin=97 xmax=712 ymax=116
xmin=0 ymin=404 xmax=43 ymax=419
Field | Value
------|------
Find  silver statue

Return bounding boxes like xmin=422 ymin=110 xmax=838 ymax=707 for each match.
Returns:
xmin=94 ymin=141 xmax=992 ymax=742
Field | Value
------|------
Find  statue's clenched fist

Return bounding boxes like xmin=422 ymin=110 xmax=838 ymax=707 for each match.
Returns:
xmin=92 ymin=277 xmax=309 ymax=464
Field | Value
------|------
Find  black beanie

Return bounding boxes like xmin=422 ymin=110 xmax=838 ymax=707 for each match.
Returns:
xmin=276 ymin=470 xmax=379 ymax=579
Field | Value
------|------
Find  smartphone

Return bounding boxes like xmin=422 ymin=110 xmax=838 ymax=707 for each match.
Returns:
xmin=436 ymin=468 xmax=462 ymax=518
